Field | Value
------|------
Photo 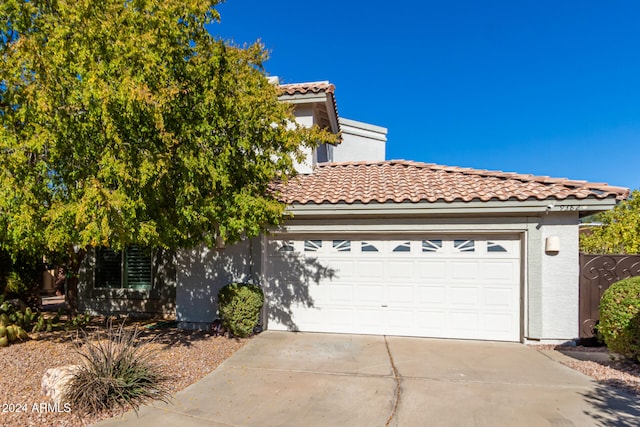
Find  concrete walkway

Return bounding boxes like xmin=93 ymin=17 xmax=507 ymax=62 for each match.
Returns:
xmin=93 ymin=332 xmax=640 ymax=427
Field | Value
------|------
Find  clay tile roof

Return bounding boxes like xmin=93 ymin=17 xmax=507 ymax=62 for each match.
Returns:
xmin=279 ymin=81 xmax=336 ymax=96
xmin=278 ymin=160 xmax=630 ymax=205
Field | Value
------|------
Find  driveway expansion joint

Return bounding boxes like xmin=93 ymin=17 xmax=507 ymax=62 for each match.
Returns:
xmin=224 ymin=364 xmax=395 ymax=379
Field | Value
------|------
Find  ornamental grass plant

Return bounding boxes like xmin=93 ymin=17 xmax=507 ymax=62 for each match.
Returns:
xmin=63 ymin=319 xmax=171 ymax=415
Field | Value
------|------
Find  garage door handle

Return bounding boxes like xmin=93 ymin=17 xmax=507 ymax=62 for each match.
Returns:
xmin=381 ymin=304 xmax=388 ymax=307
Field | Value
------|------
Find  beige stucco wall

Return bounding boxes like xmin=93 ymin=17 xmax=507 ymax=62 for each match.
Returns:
xmin=333 ymin=118 xmax=387 ymax=163
xmin=175 ymin=239 xmax=258 ymax=329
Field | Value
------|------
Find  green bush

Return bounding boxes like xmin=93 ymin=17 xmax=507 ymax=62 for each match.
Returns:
xmin=599 ymin=276 xmax=640 ymax=361
xmin=63 ymin=320 xmax=171 ymax=414
xmin=217 ymin=283 xmax=264 ymax=338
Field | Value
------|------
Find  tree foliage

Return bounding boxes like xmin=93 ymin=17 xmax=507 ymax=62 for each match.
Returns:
xmin=0 ymin=0 xmax=335 ymax=258
xmin=580 ymin=190 xmax=640 ymax=254
xmin=0 ymin=0 xmax=336 ymax=312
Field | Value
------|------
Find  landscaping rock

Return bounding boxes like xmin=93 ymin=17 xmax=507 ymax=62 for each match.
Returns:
xmin=42 ymin=365 xmax=80 ymax=404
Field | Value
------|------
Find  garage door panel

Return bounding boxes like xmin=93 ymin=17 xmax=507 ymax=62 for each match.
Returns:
xmin=328 ymin=284 xmax=354 ymax=303
xmin=266 ymin=236 xmax=521 ymax=341
xmin=322 ymin=307 xmax=353 ymax=326
xmin=449 ymin=262 xmax=479 ymax=280
xmin=385 ymin=309 xmax=416 ymax=336
xmin=387 ymin=284 xmax=415 ymax=303
xmin=448 ymin=286 xmax=480 ymax=306
xmin=484 ymin=261 xmax=518 ymax=281
xmin=386 ymin=261 xmax=414 ymax=280
xmin=417 ymin=261 xmax=447 ymax=281
xmin=483 ymin=287 xmax=516 ymax=308
xmin=323 ymin=259 xmax=355 ymax=280
xmin=448 ymin=311 xmax=480 ymax=332
xmin=416 ymin=285 xmax=447 ymax=305
xmin=358 ymin=260 xmax=384 ymax=278
xmin=415 ymin=310 xmax=447 ymax=333
xmin=357 ymin=284 xmax=385 ymax=304
xmin=482 ymin=313 xmax=516 ymax=332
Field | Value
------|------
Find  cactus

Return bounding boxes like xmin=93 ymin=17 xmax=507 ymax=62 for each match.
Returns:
xmin=6 ymin=325 xmax=17 ymax=342
xmin=17 ymin=327 xmax=29 ymax=341
xmin=0 ymin=314 xmax=8 ymax=327
xmin=0 ymin=336 xmax=8 ymax=347
xmin=0 ymin=325 xmax=6 ymax=338
xmin=0 ymin=324 xmax=29 ymax=345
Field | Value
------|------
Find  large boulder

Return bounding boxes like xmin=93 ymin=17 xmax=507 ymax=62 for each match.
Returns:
xmin=42 ymin=365 xmax=80 ymax=404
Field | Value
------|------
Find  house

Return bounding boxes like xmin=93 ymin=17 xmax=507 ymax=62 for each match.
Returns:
xmin=79 ymin=80 xmax=629 ymax=343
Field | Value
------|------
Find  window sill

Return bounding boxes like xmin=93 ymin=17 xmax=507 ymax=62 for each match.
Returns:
xmin=90 ymin=288 xmax=156 ymax=300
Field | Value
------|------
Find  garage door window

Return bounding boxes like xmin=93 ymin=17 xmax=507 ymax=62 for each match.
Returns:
xmin=304 ymin=240 xmax=322 ymax=252
xmin=278 ymin=241 xmax=295 ymax=252
xmin=487 ymin=242 xmax=507 ymax=252
xmin=422 ymin=239 xmax=443 ymax=253
xmin=393 ymin=242 xmax=411 ymax=252
xmin=453 ymin=240 xmax=475 ymax=253
xmin=361 ymin=242 xmax=379 ymax=252
xmin=332 ymin=240 xmax=351 ymax=252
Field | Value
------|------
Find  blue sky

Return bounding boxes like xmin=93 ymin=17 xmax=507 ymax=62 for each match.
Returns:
xmin=212 ymin=1 xmax=639 ymax=190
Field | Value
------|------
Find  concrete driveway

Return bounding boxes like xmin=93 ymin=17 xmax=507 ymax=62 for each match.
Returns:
xmin=94 ymin=331 xmax=640 ymax=427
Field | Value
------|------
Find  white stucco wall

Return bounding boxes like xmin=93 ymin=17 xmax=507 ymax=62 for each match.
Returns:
xmin=333 ymin=118 xmax=387 ymax=162
xmin=175 ymin=239 xmax=257 ymax=329
xmin=291 ymin=105 xmax=315 ymax=174
xmin=537 ymin=212 xmax=580 ymax=340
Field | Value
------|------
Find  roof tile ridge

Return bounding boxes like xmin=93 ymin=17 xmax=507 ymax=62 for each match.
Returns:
xmin=385 ymin=159 xmax=439 ymax=169
xmin=421 ymin=163 xmax=566 ymax=184
xmin=279 ymin=81 xmax=335 ymax=94
xmin=279 ymin=80 xmax=331 ymax=87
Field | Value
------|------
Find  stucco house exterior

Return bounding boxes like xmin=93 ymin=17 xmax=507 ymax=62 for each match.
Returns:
xmin=79 ymin=80 xmax=629 ymax=343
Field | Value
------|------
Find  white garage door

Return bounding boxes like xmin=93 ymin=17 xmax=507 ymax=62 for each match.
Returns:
xmin=265 ymin=236 xmax=521 ymax=341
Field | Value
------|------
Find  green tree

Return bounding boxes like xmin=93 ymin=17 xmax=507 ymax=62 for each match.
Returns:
xmin=580 ymin=190 xmax=640 ymax=254
xmin=0 ymin=0 xmax=336 ymax=312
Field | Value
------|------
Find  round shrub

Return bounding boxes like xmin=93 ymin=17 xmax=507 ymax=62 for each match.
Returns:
xmin=217 ymin=283 xmax=264 ymax=338
xmin=599 ymin=276 xmax=640 ymax=361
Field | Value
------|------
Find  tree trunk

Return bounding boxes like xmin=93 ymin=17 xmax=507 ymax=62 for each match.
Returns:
xmin=66 ymin=247 xmax=86 ymax=317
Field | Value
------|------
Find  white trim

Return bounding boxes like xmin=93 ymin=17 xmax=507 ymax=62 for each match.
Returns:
xmin=286 ymin=198 xmax=619 ymax=216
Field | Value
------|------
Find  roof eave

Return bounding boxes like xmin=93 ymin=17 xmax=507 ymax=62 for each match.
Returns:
xmin=278 ymin=92 xmax=340 ymax=136
xmin=285 ymin=196 xmax=620 ymax=217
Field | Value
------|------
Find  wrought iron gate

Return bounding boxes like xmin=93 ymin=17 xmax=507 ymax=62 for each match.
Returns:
xmin=579 ymin=253 xmax=640 ymax=338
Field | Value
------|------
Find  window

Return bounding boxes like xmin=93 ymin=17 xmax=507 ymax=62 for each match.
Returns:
xmin=393 ymin=242 xmax=411 ymax=252
xmin=361 ymin=242 xmax=379 ymax=252
xmin=278 ymin=241 xmax=295 ymax=252
xmin=422 ymin=240 xmax=443 ymax=253
xmin=453 ymin=240 xmax=475 ymax=253
xmin=332 ymin=240 xmax=351 ymax=252
xmin=487 ymin=242 xmax=508 ymax=253
xmin=304 ymin=240 xmax=322 ymax=252
xmin=95 ymin=246 xmax=152 ymax=289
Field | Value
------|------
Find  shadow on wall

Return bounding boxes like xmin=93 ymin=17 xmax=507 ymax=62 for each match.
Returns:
xmin=78 ymin=249 xmax=177 ymax=318
xmin=176 ymin=239 xmax=336 ymax=331
xmin=580 ymin=382 xmax=640 ymax=425
xmin=176 ymin=242 xmax=254 ymax=327
xmin=263 ymin=240 xmax=336 ymax=331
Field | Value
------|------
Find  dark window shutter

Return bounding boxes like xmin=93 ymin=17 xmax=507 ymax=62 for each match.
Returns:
xmin=124 ymin=245 xmax=152 ymax=289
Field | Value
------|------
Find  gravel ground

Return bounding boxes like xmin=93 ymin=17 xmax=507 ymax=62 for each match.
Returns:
xmin=534 ymin=344 xmax=640 ymax=396
xmin=0 ymin=319 xmax=247 ymax=427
